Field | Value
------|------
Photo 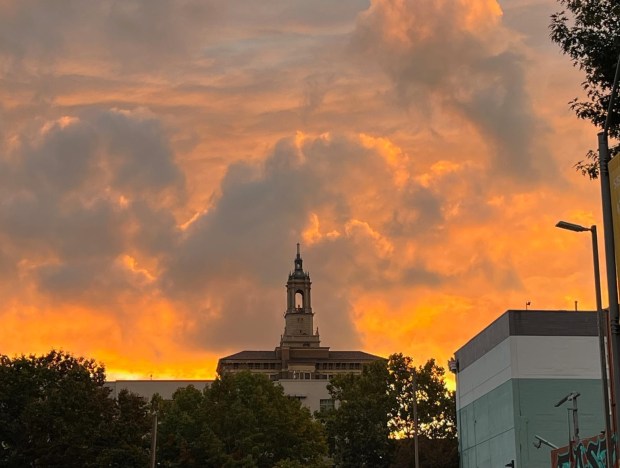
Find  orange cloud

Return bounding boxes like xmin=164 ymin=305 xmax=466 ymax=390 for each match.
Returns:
xmin=0 ymin=0 xmax=605 ymax=384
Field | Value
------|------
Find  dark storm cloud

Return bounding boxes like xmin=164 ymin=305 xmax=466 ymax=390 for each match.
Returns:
xmin=164 ymin=132 xmax=446 ymax=296
xmin=388 ymin=184 xmax=443 ymax=237
xmin=161 ymin=132 xmax=450 ymax=350
xmin=35 ymin=259 xmax=143 ymax=305
xmin=0 ymin=109 xmax=184 ymax=307
xmin=0 ymin=0 xmax=216 ymax=73
xmin=350 ymin=0 xmax=556 ymax=182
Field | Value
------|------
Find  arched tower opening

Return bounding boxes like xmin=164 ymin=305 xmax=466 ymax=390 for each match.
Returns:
xmin=295 ymin=291 xmax=304 ymax=309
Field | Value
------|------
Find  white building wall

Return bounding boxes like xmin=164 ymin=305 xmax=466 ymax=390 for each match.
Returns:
xmin=279 ymin=379 xmax=332 ymax=413
xmin=105 ymin=380 xmax=212 ymax=400
xmin=457 ymin=335 xmax=601 ymax=409
xmin=106 ymin=378 xmax=333 ymax=413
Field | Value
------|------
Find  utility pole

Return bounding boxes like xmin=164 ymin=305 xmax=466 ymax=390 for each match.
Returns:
xmin=150 ymin=401 xmax=158 ymax=468
xmin=591 ymin=225 xmax=614 ymax=468
xmin=597 ymin=50 xmax=620 ymax=462
xmin=556 ymin=392 xmax=581 ymax=464
xmin=413 ymin=370 xmax=419 ymax=468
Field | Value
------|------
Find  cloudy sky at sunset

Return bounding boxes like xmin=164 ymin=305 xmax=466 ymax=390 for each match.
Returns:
xmin=0 ymin=0 xmax=607 ymax=380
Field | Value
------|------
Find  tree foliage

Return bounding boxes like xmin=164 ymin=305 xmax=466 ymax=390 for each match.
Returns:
xmin=98 ymin=389 xmax=152 ymax=467
xmin=0 ymin=350 xmax=152 ymax=467
xmin=322 ymin=360 xmax=395 ymax=467
xmin=320 ymin=354 xmax=457 ymax=468
xmin=157 ymin=371 xmax=328 ymax=467
xmin=388 ymin=354 xmax=456 ymax=441
xmin=550 ymin=0 xmax=620 ymax=177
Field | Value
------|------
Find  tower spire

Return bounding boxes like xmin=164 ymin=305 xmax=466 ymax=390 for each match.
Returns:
xmin=294 ymin=243 xmax=303 ymax=273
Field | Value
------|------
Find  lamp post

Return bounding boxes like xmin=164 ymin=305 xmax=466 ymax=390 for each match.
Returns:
xmin=556 ymin=221 xmax=612 ymax=465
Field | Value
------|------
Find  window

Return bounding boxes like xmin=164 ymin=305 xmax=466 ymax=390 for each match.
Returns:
xmin=248 ymin=363 xmax=254 ymax=369
xmin=263 ymin=363 xmax=269 ymax=369
xmin=233 ymin=363 xmax=239 ymax=369
xmin=335 ymin=363 xmax=341 ymax=370
xmin=328 ymin=363 xmax=333 ymax=370
xmin=320 ymin=399 xmax=335 ymax=412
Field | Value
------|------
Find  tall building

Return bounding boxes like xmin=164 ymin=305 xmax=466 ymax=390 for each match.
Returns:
xmin=108 ymin=245 xmax=383 ymax=413
xmin=217 ymin=244 xmax=383 ymax=386
xmin=453 ymin=310 xmax=607 ymax=467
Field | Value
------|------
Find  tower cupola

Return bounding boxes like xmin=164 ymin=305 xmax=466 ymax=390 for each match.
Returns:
xmin=280 ymin=244 xmax=320 ymax=348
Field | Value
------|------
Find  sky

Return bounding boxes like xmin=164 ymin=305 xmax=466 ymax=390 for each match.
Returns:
xmin=0 ymin=0 xmax=607 ymax=381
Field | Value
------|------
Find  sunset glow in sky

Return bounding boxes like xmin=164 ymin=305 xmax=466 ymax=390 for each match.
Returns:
xmin=0 ymin=0 xmax=607 ymax=381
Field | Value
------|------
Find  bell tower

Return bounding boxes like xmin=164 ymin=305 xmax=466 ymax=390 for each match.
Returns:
xmin=280 ymin=244 xmax=321 ymax=348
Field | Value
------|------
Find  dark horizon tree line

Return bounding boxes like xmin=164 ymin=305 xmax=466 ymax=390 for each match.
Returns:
xmin=0 ymin=350 xmax=457 ymax=467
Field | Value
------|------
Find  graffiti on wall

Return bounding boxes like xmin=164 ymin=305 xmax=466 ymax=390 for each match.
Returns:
xmin=551 ymin=434 xmax=615 ymax=468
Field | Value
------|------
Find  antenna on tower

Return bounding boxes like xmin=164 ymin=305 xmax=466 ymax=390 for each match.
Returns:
xmin=296 ymin=243 xmax=301 ymax=257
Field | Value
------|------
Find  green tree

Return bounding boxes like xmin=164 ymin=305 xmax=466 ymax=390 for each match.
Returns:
xmin=550 ymin=0 xmax=620 ymax=177
xmin=320 ymin=354 xmax=457 ymax=468
xmin=157 ymin=372 xmax=328 ymax=467
xmin=97 ymin=389 xmax=152 ymax=467
xmin=157 ymin=385 xmax=230 ymax=467
xmin=388 ymin=354 xmax=457 ymax=468
xmin=388 ymin=354 xmax=456 ymax=440
xmin=0 ymin=350 xmax=152 ymax=467
xmin=321 ymin=359 xmax=395 ymax=468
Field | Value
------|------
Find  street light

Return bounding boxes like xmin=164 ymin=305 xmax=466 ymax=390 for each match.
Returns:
xmin=556 ymin=221 xmax=590 ymax=233
xmin=556 ymin=221 xmax=612 ymax=466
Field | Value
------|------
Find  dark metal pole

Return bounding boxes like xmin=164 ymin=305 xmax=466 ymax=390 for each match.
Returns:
xmin=413 ymin=370 xmax=419 ymax=468
xmin=150 ymin=407 xmax=158 ymax=468
xmin=592 ymin=225 xmax=613 ymax=467
xmin=598 ymin=132 xmax=620 ymax=462
xmin=599 ymin=50 xmax=620 ymax=466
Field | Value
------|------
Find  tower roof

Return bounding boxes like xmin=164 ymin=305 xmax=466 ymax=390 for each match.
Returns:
xmin=291 ymin=242 xmax=308 ymax=279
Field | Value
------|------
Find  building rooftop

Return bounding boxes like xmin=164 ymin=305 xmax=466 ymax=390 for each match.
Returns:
xmin=455 ymin=309 xmax=598 ymax=372
xmin=220 ymin=349 xmax=384 ymax=362
xmin=220 ymin=350 xmax=277 ymax=361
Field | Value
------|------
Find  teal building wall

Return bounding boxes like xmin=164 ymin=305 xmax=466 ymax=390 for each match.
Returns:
xmin=459 ymin=378 xmax=604 ymax=468
xmin=455 ymin=310 xmax=606 ymax=468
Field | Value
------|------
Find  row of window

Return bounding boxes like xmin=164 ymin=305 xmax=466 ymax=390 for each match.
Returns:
xmin=228 ymin=362 xmax=363 ymax=371
xmin=236 ymin=371 xmax=341 ymax=381
xmin=317 ymin=362 xmax=361 ymax=370
xmin=231 ymin=362 xmax=278 ymax=370
xmin=290 ymin=372 xmax=336 ymax=380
